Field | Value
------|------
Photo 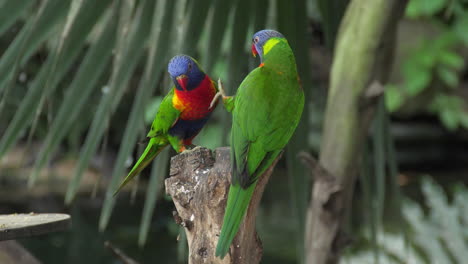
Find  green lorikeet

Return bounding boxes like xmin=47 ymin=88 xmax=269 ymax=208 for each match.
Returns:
xmin=215 ymin=30 xmax=305 ymax=258
xmin=115 ymin=55 xmax=218 ymax=194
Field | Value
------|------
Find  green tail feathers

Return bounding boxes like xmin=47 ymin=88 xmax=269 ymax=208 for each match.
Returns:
xmin=215 ymin=183 xmax=256 ymax=258
xmin=114 ymin=137 xmax=167 ymax=195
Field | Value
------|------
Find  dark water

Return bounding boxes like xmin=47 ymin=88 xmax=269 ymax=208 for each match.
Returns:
xmin=10 ymin=181 xmax=297 ymax=264
xmin=14 ymin=196 xmax=178 ymax=264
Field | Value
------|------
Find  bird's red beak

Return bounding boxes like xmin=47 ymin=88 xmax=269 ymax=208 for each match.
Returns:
xmin=251 ymin=44 xmax=258 ymax=57
xmin=176 ymin=75 xmax=188 ymax=91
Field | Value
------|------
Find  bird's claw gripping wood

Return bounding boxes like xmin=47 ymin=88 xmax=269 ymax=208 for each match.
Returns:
xmin=180 ymin=145 xmax=202 ymax=155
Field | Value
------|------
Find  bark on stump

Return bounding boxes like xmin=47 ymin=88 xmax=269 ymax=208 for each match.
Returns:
xmin=165 ymin=147 xmax=279 ymax=264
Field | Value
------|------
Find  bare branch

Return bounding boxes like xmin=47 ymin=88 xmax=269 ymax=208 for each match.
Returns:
xmin=104 ymin=241 xmax=140 ymax=264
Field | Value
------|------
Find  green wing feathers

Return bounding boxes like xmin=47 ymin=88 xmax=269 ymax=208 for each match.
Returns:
xmin=216 ymin=103 xmax=285 ymax=257
xmin=147 ymin=89 xmax=180 ymax=138
xmin=114 ymin=137 xmax=168 ymax=195
xmin=221 ymin=96 xmax=236 ymax=113
xmin=114 ymin=89 xmax=180 ymax=195
xmin=215 ymin=183 xmax=256 ymax=257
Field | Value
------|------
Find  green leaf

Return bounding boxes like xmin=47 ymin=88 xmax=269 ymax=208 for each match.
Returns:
xmin=98 ymin=0 xmax=175 ymax=232
xmin=0 ymin=1 xmax=39 ymax=114
xmin=0 ymin=0 xmax=69 ymax=99
xmin=0 ymin=0 xmax=69 ymax=109
xmin=0 ymin=0 xmax=34 ymax=37
xmin=360 ymin=145 xmax=379 ymax=261
xmin=252 ymin=0 xmax=269 ymax=32
xmin=406 ymin=0 xmax=447 ymax=18
xmin=170 ymin=0 xmax=188 ymax=54
xmin=459 ymin=112 xmax=468 ymax=129
xmin=66 ymin=0 xmax=153 ymax=205
xmin=318 ymin=0 xmax=350 ymax=50
xmin=27 ymin=0 xmax=113 ymax=187
xmin=438 ymin=50 xmax=464 ymax=70
xmin=202 ymin=0 xmax=233 ymax=72
xmin=404 ymin=67 xmax=431 ymax=95
xmin=193 ymin=123 xmax=223 ymax=150
xmin=179 ymin=0 xmax=211 ymax=55
xmin=277 ymin=1 xmax=313 ymax=263
xmin=139 ymin=148 xmax=169 ymax=246
xmin=433 ymin=31 xmax=458 ymax=50
xmin=0 ymin=0 xmax=103 ymax=159
xmin=436 ymin=66 xmax=459 ymax=88
xmin=385 ymin=84 xmax=404 ymax=112
xmin=31 ymin=2 xmax=116 ymax=188
xmin=440 ymin=108 xmax=459 ymax=131
xmin=384 ymin=102 xmax=401 ymax=215
xmin=145 ymin=96 xmax=164 ymax=124
xmin=227 ymin=0 xmax=251 ymax=94
xmin=401 ymin=52 xmax=433 ymax=96
xmin=177 ymin=226 xmax=188 ymax=263
xmin=372 ymin=99 xmax=386 ymax=227
xmin=218 ymin=0 xmax=251 ymax=146
xmin=415 ymin=49 xmax=437 ymax=69
xmin=454 ymin=14 xmax=468 ymax=45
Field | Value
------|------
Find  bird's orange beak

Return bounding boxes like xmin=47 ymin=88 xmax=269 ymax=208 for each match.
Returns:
xmin=251 ymin=44 xmax=258 ymax=57
xmin=176 ymin=75 xmax=188 ymax=91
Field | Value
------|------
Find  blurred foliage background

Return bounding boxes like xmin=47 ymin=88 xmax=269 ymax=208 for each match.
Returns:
xmin=0 ymin=0 xmax=467 ymax=263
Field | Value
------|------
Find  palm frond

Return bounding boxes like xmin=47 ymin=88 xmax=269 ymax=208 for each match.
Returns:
xmin=99 ymin=0 xmax=175 ymax=231
xmin=66 ymin=0 xmax=154 ymax=205
xmin=278 ymin=0 xmax=314 ymax=262
xmin=27 ymin=0 xmax=113 ymax=186
xmin=139 ymin=148 xmax=170 ymax=246
xmin=0 ymin=0 xmax=34 ymax=36
xmin=202 ymin=0 xmax=233 ymax=72
xmin=0 ymin=0 xmax=70 ymax=157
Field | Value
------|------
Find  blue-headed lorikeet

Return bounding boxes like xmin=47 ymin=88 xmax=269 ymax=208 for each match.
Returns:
xmin=115 ymin=55 xmax=218 ymax=194
xmin=215 ymin=29 xmax=305 ymax=258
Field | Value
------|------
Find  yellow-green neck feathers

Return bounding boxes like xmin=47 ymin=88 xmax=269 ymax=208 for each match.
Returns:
xmin=263 ymin=38 xmax=283 ymax=56
xmin=261 ymin=38 xmax=296 ymax=74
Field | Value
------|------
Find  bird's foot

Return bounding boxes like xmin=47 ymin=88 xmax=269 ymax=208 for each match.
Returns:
xmin=210 ymin=78 xmax=228 ymax=109
xmin=181 ymin=145 xmax=203 ymax=154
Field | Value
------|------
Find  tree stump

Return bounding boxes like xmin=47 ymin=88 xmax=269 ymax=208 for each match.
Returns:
xmin=165 ymin=147 xmax=279 ymax=264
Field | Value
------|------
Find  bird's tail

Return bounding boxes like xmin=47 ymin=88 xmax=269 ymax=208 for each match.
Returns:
xmin=114 ymin=137 xmax=167 ymax=195
xmin=215 ymin=183 xmax=256 ymax=258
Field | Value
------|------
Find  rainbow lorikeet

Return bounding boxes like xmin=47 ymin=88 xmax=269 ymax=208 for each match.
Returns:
xmin=215 ymin=30 xmax=305 ymax=258
xmin=115 ymin=55 xmax=218 ymax=194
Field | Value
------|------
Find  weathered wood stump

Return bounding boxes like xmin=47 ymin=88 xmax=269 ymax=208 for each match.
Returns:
xmin=165 ymin=147 xmax=279 ymax=264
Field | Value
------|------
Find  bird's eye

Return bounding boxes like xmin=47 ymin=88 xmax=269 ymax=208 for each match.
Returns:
xmin=188 ymin=63 xmax=192 ymax=71
xmin=253 ymin=36 xmax=260 ymax=44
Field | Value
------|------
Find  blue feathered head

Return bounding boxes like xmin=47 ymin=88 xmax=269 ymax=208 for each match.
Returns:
xmin=251 ymin=29 xmax=285 ymax=61
xmin=168 ymin=55 xmax=205 ymax=91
